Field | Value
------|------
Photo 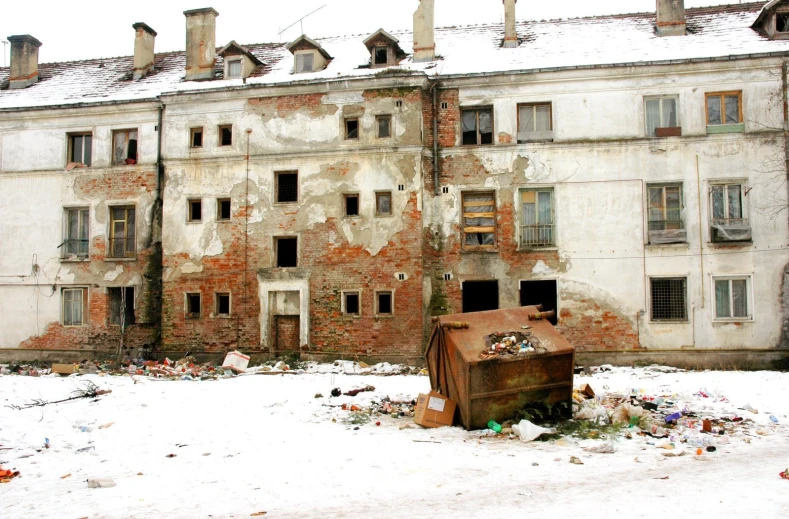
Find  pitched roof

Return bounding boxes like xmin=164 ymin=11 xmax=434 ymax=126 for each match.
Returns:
xmin=1 ymin=2 xmax=787 ymax=111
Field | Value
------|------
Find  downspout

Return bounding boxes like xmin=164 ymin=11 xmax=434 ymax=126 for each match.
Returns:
xmin=432 ymin=79 xmax=440 ymax=195
xmin=696 ymin=155 xmax=704 ymax=309
xmin=243 ymin=129 xmax=252 ymax=352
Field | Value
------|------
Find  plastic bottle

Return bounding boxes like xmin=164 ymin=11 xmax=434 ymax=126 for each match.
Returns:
xmin=487 ymin=420 xmax=502 ymax=433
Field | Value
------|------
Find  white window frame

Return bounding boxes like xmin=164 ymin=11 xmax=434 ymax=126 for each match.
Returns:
xmin=226 ymin=58 xmax=243 ymax=79
xmin=295 ymin=52 xmax=315 ymax=73
xmin=644 ymin=95 xmax=680 ymax=136
xmin=709 ymin=181 xmax=747 ymax=222
xmin=519 ymin=187 xmax=554 ymax=248
xmin=62 ymin=287 xmax=88 ymax=326
xmin=712 ymin=275 xmax=753 ymax=322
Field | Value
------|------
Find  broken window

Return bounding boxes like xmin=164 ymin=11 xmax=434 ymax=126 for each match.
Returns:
xmin=190 ymin=127 xmax=203 ymax=148
xmin=108 ymin=206 xmax=136 ymax=258
xmin=710 ymin=183 xmax=750 ymax=242
xmin=276 ymin=171 xmax=298 ymax=203
xmin=520 ymin=188 xmax=554 ymax=247
xmin=377 ymin=115 xmax=391 ymax=138
xmin=63 ymin=207 xmax=89 ymax=258
xmin=714 ymin=277 xmax=751 ymax=320
xmin=62 ymin=287 xmax=87 ymax=326
xmin=112 ymin=129 xmax=138 ymax=165
xmin=217 ymin=198 xmax=231 ymax=220
xmin=186 ymin=293 xmax=201 ymax=319
xmin=345 ymin=118 xmax=359 ymax=140
xmin=778 ymin=13 xmax=789 ymax=32
xmin=375 ymin=191 xmax=392 ymax=216
xmin=518 ymin=103 xmax=552 ymax=142
xmin=275 ymin=236 xmax=298 ymax=267
xmin=376 ymin=291 xmax=393 ymax=315
xmin=374 ymin=46 xmax=389 ymax=66
xmin=219 ymin=125 xmax=233 ymax=146
xmin=295 ymin=53 xmax=314 ymax=73
xmin=645 ymin=96 xmax=679 ymax=136
xmin=109 ymin=287 xmax=135 ymax=326
xmin=344 ymin=194 xmax=360 ymax=217
xmin=188 ymin=199 xmax=202 ymax=222
xmin=706 ymin=92 xmax=742 ymax=126
xmin=461 ymin=107 xmax=493 ymax=145
xmin=69 ymin=133 xmax=92 ymax=166
xmin=216 ymin=293 xmax=231 ymax=316
xmin=226 ymin=59 xmax=242 ymax=79
xmin=650 ymin=278 xmax=687 ymax=321
xmin=462 ymin=191 xmax=496 ymax=249
xmin=343 ymin=291 xmax=360 ymax=316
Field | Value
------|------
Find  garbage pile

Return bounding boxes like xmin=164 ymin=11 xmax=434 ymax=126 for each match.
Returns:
xmin=479 ymin=329 xmax=544 ymax=360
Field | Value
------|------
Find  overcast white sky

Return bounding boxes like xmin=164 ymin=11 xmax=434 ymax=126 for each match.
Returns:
xmin=1 ymin=0 xmax=750 ymax=65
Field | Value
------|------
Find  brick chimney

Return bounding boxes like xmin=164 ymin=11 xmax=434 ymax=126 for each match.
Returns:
xmin=132 ymin=23 xmax=157 ymax=80
xmin=656 ymin=0 xmax=686 ymax=37
xmin=413 ymin=0 xmax=435 ymax=63
xmin=503 ymin=0 xmax=518 ymax=48
xmin=184 ymin=7 xmax=219 ymax=80
xmin=7 ymin=35 xmax=42 ymax=89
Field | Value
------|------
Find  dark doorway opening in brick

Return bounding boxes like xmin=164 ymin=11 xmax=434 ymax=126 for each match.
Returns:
xmin=109 ymin=287 xmax=135 ymax=326
xmin=520 ymin=280 xmax=558 ymax=325
xmin=275 ymin=237 xmax=298 ymax=267
xmin=462 ymin=280 xmax=498 ymax=313
xmin=274 ymin=315 xmax=300 ymax=352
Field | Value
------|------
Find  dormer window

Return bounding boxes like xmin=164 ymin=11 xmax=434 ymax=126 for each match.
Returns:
xmin=295 ymin=52 xmax=315 ymax=73
xmin=778 ymin=12 xmax=789 ymax=32
xmin=226 ymin=59 xmax=242 ymax=79
xmin=217 ymin=40 xmax=263 ymax=80
xmin=374 ymin=47 xmax=389 ymax=66
xmin=752 ymin=4 xmax=789 ymax=40
xmin=363 ymin=29 xmax=406 ymax=69
xmin=287 ymin=35 xmax=332 ymax=75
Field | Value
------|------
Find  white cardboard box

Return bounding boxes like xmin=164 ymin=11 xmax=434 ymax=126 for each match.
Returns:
xmin=222 ymin=351 xmax=250 ymax=373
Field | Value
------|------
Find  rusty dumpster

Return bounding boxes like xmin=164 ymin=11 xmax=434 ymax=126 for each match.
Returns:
xmin=425 ymin=306 xmax=575 ymax=430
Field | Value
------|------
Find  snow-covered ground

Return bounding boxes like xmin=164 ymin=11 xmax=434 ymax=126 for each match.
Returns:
xmin=1 ymin=364 xmax=788 ymax=518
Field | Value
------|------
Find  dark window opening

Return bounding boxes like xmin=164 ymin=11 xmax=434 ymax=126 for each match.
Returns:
xmin=374 ymin=47 xmax=388 ymax=65
xmin=778 ymin=13 xmax=789 ymax=32
xmin=276 ymin=237 xmax=298 ymax=268
xmin=377 ymin=292 xmax=392 ymax=315
xmin=345 ymin=119 xmax=359 ymax=139
xmin=218 ymin=198 xmax=231 ymax=220
xmin=112 ymin=129 xmax=138 ymax=165
xmin=191 ymin=128 xmax=203 ymax=148
xmin=69 ymin=133 xmax=93 ymax=166
xmin=188 ymin=199 xmax=202 ymax=222
xmin=651 ymin=278 xmax=687 ymax=321
xmin=344 ymin=292 xmax=360 ymax=315
xmin=219 ymin=125 xmax=232 ymax=146
xmin=276 ymin=172 xmax=298 ymax=203
xmin=109 ymin=287 xmax=135 ymax=326
xmin=216 ymin=293 xmax=230 ymax=315
xmin=462 ymin=108 xmax=493 ymax=145
xmin=344 ymin=194 xmax=359 ymax=216
xmin=520 ymin=280 xmax=558 ymax=325
xmin=186 ymin=293 xmax=201 ymax=318
xmin=462 ymin=280 xmax=499 ymax=313
xmin=377 ymin=115 xmax=391 ymax=138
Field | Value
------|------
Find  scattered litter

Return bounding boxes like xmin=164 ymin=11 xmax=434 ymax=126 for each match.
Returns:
xmin=99 ymin=422 xmax=115 ymax=430
xmin=250 ymin=512 xmax=268 ymax=517
xmin=569 ymin=456 xmax=584 ymax=465
xmin=343 ymin=385 xmax=375 ymax=397
xmin=60 ymin=473 xmax=72 ymax=479
xmin=583 ymin=442 xmax=616 ymax=454
xmin=781 ymin=468 xmax=789 ymax=480
xmin=512 ymin=419 xmax=556 ymax=442
xmin=166 ymin=453 xmax=177 ymax=458
xmin=87 ymin=478 xmax=116 ymax=489
xmin=0 ymin=466 xmax=20 ymax=483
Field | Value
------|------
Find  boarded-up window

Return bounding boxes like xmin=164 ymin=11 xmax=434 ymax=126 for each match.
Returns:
xmin=462 ymin=192 xmax=496 ymax=249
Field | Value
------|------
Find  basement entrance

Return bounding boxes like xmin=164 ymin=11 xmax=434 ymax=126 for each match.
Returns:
xmin=520 ymin=280 xmax=558 ymax=325
xmin=462 ymin=280 xmax=499 ymax=313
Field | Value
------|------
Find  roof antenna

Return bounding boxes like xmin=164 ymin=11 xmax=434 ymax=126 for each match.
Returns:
xmin=277 ymin=4 xmax=326 ymax=41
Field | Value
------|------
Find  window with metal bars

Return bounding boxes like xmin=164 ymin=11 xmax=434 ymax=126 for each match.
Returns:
xmin=650 ymin=278 xmax=687 ymax=321
xmin=276 ymin=172 xmax=298 ymax=203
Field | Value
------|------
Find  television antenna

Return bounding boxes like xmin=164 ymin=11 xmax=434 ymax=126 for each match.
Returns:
xmin=278 ymin=4 xmax=326 ymax=41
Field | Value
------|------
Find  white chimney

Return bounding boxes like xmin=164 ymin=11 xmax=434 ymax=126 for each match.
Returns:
xmin=413 ymin=0 xmax=435 ymax=63
xmin=7 ymin=35 xmax=42 ymax=89
xmin=132 ymin=23 xmax=157 ymax=80
xmin=184 ymin=7 xmax=219 ymax=81
xmin=503 ymin=0 xmax=518 ymax=48
xmin=656 ymin=0 xmax=686 ymax=37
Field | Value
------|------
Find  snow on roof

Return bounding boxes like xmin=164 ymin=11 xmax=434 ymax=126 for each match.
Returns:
xmin=1 ymin=2 xmax=788 ymax=111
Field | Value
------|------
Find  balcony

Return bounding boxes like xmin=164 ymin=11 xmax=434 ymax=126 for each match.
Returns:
xmin=711 ymin=218 xmax=751 ymax=243
xmin=521 ymin=224 xmax=554 ymax=248
xmin=648 ymin=219 xmax=687 ymax=245
xmin=107 ymin=238 xmax=136 ymax=259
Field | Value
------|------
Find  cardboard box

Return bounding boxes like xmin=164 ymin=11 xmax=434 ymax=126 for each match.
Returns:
xmin=578 ymin=383 xmax=595 ymax=399
xmin=51 ymin=364 xmax=77 ymax=375
xmin=222 ymin=350 xmax=250 ymax=373
xmin=414 ymin=391 xmax=457 ymax=428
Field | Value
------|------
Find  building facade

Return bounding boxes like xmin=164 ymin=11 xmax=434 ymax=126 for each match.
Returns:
xmin=1 ymin=1 xmax=789 ymax=366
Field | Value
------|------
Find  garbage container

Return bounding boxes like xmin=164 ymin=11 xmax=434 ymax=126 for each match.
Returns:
xmin=426 ymin=306 xmax=575 ymax=430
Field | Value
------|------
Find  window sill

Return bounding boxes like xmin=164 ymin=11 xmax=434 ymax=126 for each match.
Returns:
xmin=273 ymin=202 xmax=299 ymax=206
xmin=217 ymin=219 xmax=232 ymax=223
xmin=646 ymin=242 xmax=689 ymax=248
xmin=461 ymin=248 xmax=499 ymax=254
xmin=60 ymin=257 xmax=90 ymax=263
xmin=375 ymin=213 xmax=394 ymax=218
xmin=105 ymin=257 xmax=137 ymax=262
xmin=712 ymin=318 xmax=753 ymax=324
xmin=375 ymin=314 xmax=394 ymax=319
xmin=706 ymin=123 xmax=744 ymax=134
xmin=62 ymin=324 xmax=87 ymax=328
xmin=518 ymin=246 xmax=558 ymax=252
xmin=649 ymin=320 xmax=690 ymax=324
xmin=707 ymin=241 xmax=752 ymax=248
xmin=212 ymin=314 xmax=232 ymax=319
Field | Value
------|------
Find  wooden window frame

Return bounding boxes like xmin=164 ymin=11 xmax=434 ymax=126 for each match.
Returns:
xmin=107 ymin=205 xmax=136 ymax=259
xmin=218 ymin=124 xmax=233 ymax=146
xmin=375 ymin=191 xmax=393 ymax=217
xmin=375 ymin=290 xmax=394 ymax=316
xmin=62 ymin=287 xmax=88 ymax=327
xmin=462 ymin=191 xmax=497 ymax=251
xmin=342 ymin=290 xmax=362 ymax=317
xmin=62 ymin=207 xmax=90 ymax=259
xmin=187 ymin=199 xmax=202 ymax=223
xmin=461 ymin=107 xmax=494 ymax=146
xmin=68 ymin=132 xmax=93 ymax=167
xmin=217 ymin=198 xmax=232 ymax=221
xmin=190 ymin=127 xmax=204 ymax=148
xmin=111 ymin=129 xmax=139 ymax=166
xmin=185 ymin=292 xmax=202 ymax=319
xmin=705 ymin=91 xmax=743 ymax=126
xmin=376 ymin=115 xmax=392 ymax=139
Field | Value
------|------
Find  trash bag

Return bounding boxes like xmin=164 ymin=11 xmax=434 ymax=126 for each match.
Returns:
xmin=512 ymin=419 xmax=557 ymax=442
xmin=611 ymin=403 xmax=644 ymax=425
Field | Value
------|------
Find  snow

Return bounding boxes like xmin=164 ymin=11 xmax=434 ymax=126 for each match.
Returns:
xmin=1 ymin=365 xmax=788 ymax=518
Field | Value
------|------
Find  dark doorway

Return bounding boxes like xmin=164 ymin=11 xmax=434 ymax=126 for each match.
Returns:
xmin=520 ymin=280 xmax=558 ymax=325
xmin=462 ymin=280 xmax=499 ymax=313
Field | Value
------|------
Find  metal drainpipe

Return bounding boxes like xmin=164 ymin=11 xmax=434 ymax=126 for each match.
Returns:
xmin=432 ymin=80 xmax=440 ymax=196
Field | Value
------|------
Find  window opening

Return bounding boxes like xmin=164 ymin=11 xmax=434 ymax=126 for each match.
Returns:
xmin=396 ymin=100 xmax=403 ymax=108
xmin=645 ymin=96 xmax=679 ymax=136
xmin=520 ymin=280 xmax=558 ymax=325
xmin=344 ymin=291 xmax=360 ymax=316
xmin=650 ymin=278 xmax=687 ymax=321
xmin=345 ymin=118 xmax=359 ymax=139
xmin=461 ymin=108 xmax=493 ymax=145
xmin=63 ymin=207 xmax=89 ymax=258
xmin=217 ymin=198 xmax=231 ymax=220
xmin=520 ymin=189 xmax=554 ymax=247
xmin=109 ymin=287 xmax=135 ymax=326
xmin=518 ymin=103 xmax=552 ymax=132
xmin=227 ymin=59 xmax=242 ymax=79
xmin=648 ymin=185 xmax=683 ymax=230
xmin=377 ymin=115 xmax=391 ymax=138
xmin=295 ymin=53 xmax=314 ymax=73
xmin=442 ymin=186 xmax=449 ymax=194
xmin=275 ymin=237 xmax=298 ymax=267
xmin=276 ymin=172 xmax=299 ymax=203
xmin=69 ymin=133 xmax=92 ymax=166
xmin=63 ymin=287 xmax=87 ymax=326
xmin=112 ymin=129 xmax=138 ymax=165
xmin=376 ymin=192 xmax=392 ymax=216
xmin=216 ymin=293 xmax=231 ymax=316
xmin=706 ymin=92 xmax=742 ymax=125
xmin=108 ymin=206 xmax=135 ymax=258
xmin=344 ymin=194 xmax=359 ymax=217
xmin=186 ymin=293 xmax=201 ymax=319
xmin=188 ymin=199 xmax=202 ymax=222
xmin=219 ymin=125 xmax=233 ymax=146
xmin=462 ymin=191 xmax=496 ymax=249
xmin=398 ymin=184 xmax=405 ymax=192
xmin=462 ymin=280 xmax=499 ymax=313
xmin=377 ymin=291 xmax=393 ymax=315
xmin=714 ymin=278 xmax=750 ymax=319
xmin=778 ymin=13 xmax=789 ymax=32
xmin=190 ymin=127 xmax=203 ymax=148
xmin=374 ymin=46 xmax=388 ymax=65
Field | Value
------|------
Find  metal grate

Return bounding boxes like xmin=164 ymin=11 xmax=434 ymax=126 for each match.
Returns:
xmin=650 ymin=278 xmax=687 ymax=321
xmin=277 ymin=173 xmax=298 ymax=203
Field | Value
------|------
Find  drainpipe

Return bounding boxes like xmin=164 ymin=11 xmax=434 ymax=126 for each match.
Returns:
xmin=696 ymin=155 xmax=704 ymax=309
xmin=431 ymin=79 xmax=440 ymax=195
xmin=242 ymin=129 xmax=252 ymax=352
